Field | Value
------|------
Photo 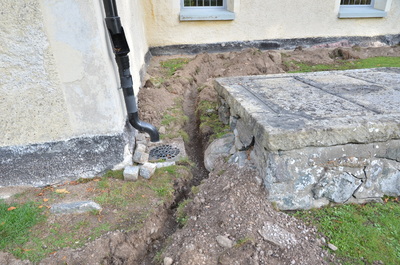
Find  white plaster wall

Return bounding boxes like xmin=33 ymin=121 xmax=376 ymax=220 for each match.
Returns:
xmin=144 ymin=0 xmax=400 ymax=47
xmin=0 ymin=0 xmax=149 ymax=147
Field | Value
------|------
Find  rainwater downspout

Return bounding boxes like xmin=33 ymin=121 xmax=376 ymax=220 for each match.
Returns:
xmin=102 ymin=0 xmax=159 ymax=142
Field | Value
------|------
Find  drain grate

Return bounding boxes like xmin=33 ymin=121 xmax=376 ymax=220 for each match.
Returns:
xmin=149 ymin=145 xmax=180 ymax=160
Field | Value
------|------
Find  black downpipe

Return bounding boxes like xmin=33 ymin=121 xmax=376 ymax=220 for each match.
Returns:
xmin=102 ymin=0 xmax=159 ymax=142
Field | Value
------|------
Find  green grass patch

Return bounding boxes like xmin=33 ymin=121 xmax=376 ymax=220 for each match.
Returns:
xmin=176 ymin=199 xmax=192 ymax=227
xmin=292 ymin=202 xmax=400 ymax=264
xmin=0 ymin=200 xmax=45 ymax=252
xmin=102 ymin=169 xmax=124 ymax=180
xmin=197 ymin=100 xmax=230 ymax=142
xmin=160 ymin=58 xmax=191 ymax=77
xmin=288 ymin=56 xmax=400 ymax=73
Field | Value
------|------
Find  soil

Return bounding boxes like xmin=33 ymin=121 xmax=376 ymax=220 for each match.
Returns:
xmin=1 ymin=46 xmax=400 ymax=265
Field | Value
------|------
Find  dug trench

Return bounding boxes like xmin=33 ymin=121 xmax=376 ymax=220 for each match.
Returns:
xmin=2 ymin=46 xmax=400 ymax=264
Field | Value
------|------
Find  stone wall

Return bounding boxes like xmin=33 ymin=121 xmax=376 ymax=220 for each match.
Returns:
xmin=219 ymin=104 xmax=400 ymax=210
xmin=215 ymin=69 xmax=400 ymax=210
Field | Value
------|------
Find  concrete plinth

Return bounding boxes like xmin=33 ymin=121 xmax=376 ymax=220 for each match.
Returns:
xmin=215 ymin=68 xmax=400 ymax=210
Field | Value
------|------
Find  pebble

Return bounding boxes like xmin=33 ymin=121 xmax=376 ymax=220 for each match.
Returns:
xmin=216 ymin=235 xmax=233 ymax=248
xmin=164 ymin=257 xmax=173 ymax=265
xmin=159 ymin=126 xmax=166 ymax=134
xmin=328 ymin=243 xmax=338 ymax=251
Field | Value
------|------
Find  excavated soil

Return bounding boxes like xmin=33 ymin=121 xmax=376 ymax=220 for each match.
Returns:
xmin=1 ymin=46 xmax=400 ymax=264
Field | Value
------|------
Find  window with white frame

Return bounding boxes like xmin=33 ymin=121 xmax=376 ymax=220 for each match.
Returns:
xmin=338 ymin=0 xmax=391 ymax=18
xmin=180 ymin=0 xmax=235 ymax=21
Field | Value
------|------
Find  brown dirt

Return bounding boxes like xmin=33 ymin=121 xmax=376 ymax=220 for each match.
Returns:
xmin=1 ymin=46 xmax=400 ymax=264
xmin=161 ymin=159 xmax=334 ymax=265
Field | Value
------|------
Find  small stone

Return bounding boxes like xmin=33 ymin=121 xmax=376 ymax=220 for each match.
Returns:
xmin=140 ymin=163 xmax=157 ymax=179
xmin=228 ymin=151 xmax=247 ymax=168
xmin=159 ymin=126 xmax=166 ymax=134
xmin=328 ymin=243 xmax=338 ymax=251
xmin=123 ymin=166 xmax=140 ymax=181
xmin=216 ymin=235 xmax=233 ymax=248
xmin=132 ymin=151 xmax=149 ymax=164
xmin=163 ymin=257 xmax=173 ymax=265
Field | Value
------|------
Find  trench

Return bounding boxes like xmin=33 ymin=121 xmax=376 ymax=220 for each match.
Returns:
xmin=136 ymin=80 xmax=209 ymax=264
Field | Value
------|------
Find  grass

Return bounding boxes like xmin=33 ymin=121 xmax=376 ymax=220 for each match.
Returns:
xmin=197 ymin=100 xmax=230 ymax=142
xmin=288 ymin=56 xmax=400 ymax=73
xmin=160 ymin=58 xmax=191 ymax=77
xmin=0 ymin=165 xmax=192 ymax=263
xmin=0 ymin=200 xmax=45 ymax=252
xmin=292 ymin=200 xmax=400 ymax=265
xmin=176 ymin=199 xmax=192 ymax=227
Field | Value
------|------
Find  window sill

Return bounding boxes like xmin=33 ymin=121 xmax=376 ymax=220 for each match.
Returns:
xmin=338 ymin=6 xmax=387 ymax=18
xmin=180 ymin=9 xmax=235 ymax=21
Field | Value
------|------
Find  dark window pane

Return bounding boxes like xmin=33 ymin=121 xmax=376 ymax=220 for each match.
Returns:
xmin=341 ymin=0 xmax=371 ymax=5
xmin=184 ymin=0 xmax=223 ymax=7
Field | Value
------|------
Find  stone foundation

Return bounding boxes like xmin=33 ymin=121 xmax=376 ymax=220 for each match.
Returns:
xmin=215 ymin=68 xmax=400 ymax=210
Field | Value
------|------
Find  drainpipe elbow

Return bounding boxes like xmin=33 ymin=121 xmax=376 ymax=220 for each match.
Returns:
xmin=128 ymin=112 xmax=160 ymax=142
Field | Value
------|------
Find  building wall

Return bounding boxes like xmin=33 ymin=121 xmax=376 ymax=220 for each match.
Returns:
xmin=0 ymin=0 xmax=149 ymax=148
xmin=144 ymin=0 xmax=399 ymax=47
xmin=0 ymin=0 xmax=149 ymax=186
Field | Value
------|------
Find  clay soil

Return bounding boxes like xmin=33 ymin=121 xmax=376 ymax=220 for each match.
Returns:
xmin=1 ymin=46 xmax=400 ymax=265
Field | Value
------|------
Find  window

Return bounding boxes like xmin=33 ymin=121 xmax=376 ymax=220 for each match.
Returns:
xmin=180 ymin=0 xmax=235 ymax=21
xmin=340 ymin=0 xmax=372 ymax=5
xmin=338 ymin=0 xmax=390 ymax=18
xmin=183 ymin=0 xmax=224 ymax=7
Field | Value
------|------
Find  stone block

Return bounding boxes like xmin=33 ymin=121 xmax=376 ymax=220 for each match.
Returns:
xmin=312 ymin=171 xmax=362 ymax=203
xmin=133 ymin=151 xmax=149 ymax=164
xmin=140 ymin=162 xmax=157 ymax=179
xmin=135 ymin=143 xmax=147 ymax=153
xmin=123 ymin=166 xmax=140 ymax=181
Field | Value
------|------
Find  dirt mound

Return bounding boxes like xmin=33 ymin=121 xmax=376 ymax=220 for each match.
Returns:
xmin=162 ymin=159 xmax=334 ymax=265
xmin=139 ymin=48 xmax=286 ymax=127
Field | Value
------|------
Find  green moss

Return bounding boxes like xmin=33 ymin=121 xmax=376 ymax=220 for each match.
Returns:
xmin=160 ymin=58 xmax=191 ymax=77
xmin=197 ymin=100 xmax=230 ymax=142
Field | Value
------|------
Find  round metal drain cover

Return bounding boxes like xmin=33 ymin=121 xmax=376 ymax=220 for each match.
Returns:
xmin=149 ymin=145 xmax=180 ymax=160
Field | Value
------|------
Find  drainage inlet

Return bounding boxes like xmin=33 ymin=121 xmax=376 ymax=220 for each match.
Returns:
xmin=149 ymin=145 xmax=180 ymax=160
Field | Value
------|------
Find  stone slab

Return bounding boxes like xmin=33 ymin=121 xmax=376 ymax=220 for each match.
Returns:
xmin=215 ymin=68 xmax=400 ymax=151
